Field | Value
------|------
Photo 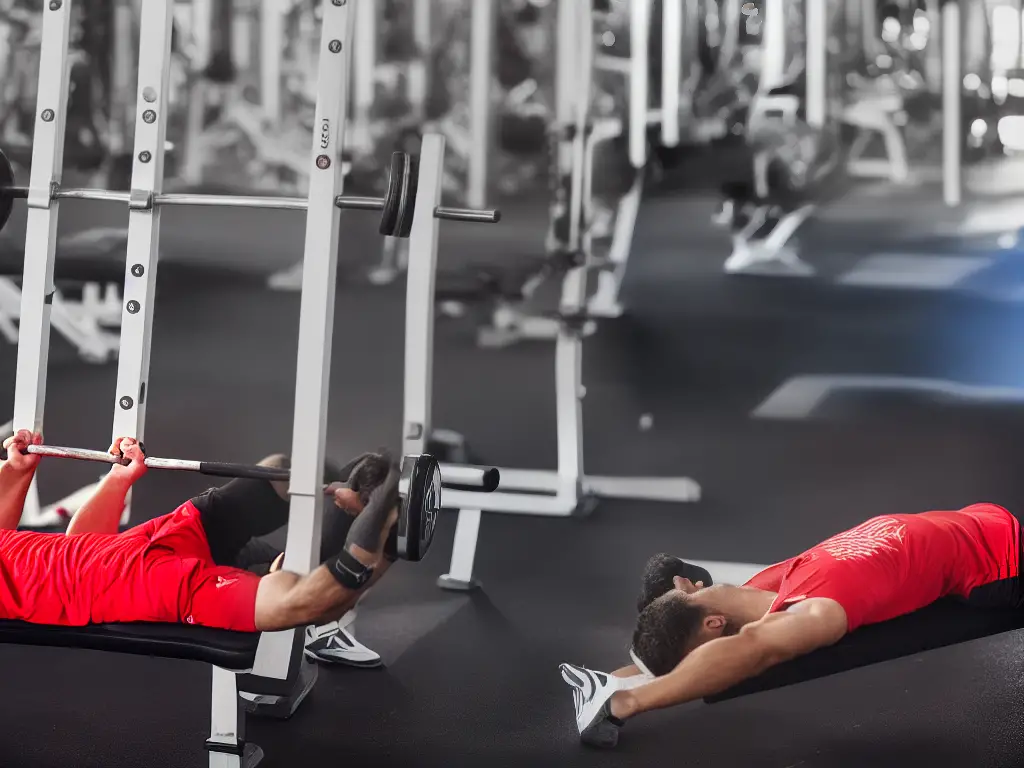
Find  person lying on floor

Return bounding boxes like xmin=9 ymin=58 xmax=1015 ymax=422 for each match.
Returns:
xmin=560 ymin=503 xmax=1021 ymax=748
xmin=0 ymin=430 xmax=422 ymax=633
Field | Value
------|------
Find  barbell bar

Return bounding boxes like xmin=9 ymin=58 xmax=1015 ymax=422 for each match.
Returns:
xmin=0 ymin=148 xmax=500 ymax=239
xmin=2 ymin=187 xmax=498 ymax=222
xmin=19 ymin=443 xmax=500 ymax=491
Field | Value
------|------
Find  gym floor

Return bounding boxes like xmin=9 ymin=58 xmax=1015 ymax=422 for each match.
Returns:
xmin=4 ymin=181 xmax=1024 ymax=767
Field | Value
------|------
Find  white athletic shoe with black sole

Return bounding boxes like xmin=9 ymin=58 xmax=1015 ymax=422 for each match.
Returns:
xmin=559 ymin=663 xmax=626 ymax=749
xmin=304 ymin=623 xmax=383 ymax=668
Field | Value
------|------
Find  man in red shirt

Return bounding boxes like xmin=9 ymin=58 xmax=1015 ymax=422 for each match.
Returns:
xmin=0 ymin=430 xmax=417 ymax=633
xmin=560 ymin=503 xmax=1022 ymax=747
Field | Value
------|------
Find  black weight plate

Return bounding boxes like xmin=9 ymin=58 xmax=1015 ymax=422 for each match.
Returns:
xmin=395 ymin=153 xmax=418 ymax=239
xmin=396 ymin=454 xmax=441 ymax=562
xmin=379 ymin=151 xmax=410 ymax=237
xmin=0 ymin=148 xmax=16 ymax=237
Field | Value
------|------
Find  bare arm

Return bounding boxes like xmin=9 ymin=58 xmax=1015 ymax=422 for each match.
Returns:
xmin=66 ymin=472 xmax=134 ymax=535
xmin=0 ymin=431 xmax=43 ymax=529
xmin=0 ymin=462 xmax=36 ymax=530
xmin=614 ymin=599 xmax=848 ymax=720
xmin=66 ymin=438 xmax=147 ymax=535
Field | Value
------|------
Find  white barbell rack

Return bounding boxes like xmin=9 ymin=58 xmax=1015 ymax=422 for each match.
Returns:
xmin=401 ymin=1 xmax=700 ymax=593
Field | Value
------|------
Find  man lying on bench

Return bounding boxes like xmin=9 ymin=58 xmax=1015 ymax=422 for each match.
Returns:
xmin=0 ymin=430 xmax=421 ymax=633
xmin=560 ymin=503 xmax=1021 ymax=747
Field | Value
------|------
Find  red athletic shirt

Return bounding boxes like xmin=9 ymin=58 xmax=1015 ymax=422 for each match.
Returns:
xmin=0 ymin=502 xmax=261 ymax=630
xmin=744 ymin=503 xmax=1021 ymax=631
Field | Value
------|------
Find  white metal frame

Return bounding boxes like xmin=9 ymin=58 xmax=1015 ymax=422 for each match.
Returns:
xmin=245 ymin=0 xmax=356 ymax=716
xmin=479 ymin=0 xmax=662 ymax=342
xmin=402 ymin=2 xmax=700 ymax=592
xmin=362 ymin=0 xmax=488 ymax=288
xmin=942 ymin=0 xmax=962 ymax=207
xmin=13 ymin=0 xmax=78 ymax=528
xmin=804 ymin=0 xmax=827 ymax=130
xmin=759 ymin=0 xmax=787 ymax=91
xmin=466 ymin=0 xmax=494 ymax=210
xmin=613 ymin=0 xmax=684 ymax=168
xmin=723 ymin=0 xmax=827 ymax=278
xmin=9 ymin=0 xmax=358 ymax=763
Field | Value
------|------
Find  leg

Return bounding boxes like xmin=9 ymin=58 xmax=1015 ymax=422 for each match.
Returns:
xmin=232 ymin=489 xmax=356 ymax=573
xmin=253 ymin=471 xmax=403 ymax=632
xmin=194 ymin=454 xmax=351 ymax=567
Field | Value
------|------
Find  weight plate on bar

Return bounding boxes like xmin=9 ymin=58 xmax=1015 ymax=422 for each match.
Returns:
xmin=0 ymin=148 xmax=16 ymax=236
xmin=379 ymin=152 xmax=410 ymax=238
xmin=396 ymin=454 xmax=441 ymax=562
xmin=396 ymin=153 xmax=418 ymax=239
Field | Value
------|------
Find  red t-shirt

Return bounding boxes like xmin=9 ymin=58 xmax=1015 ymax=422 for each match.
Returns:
xmin=0 ymin=502 xmax=261 ymax=630
xmin=744 ymin=503 xmax=1021 ymax=631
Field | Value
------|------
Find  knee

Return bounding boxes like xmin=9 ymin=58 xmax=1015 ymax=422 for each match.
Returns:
xmin=258 ymin=454 xmax=290 ymax=470
xmin=258 ymin=454 xmax=291 ymax=501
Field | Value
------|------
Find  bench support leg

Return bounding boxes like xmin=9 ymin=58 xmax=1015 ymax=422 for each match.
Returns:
xmin=438 ymin=508 xmax=483 ymax=591
xmin=207 ymin=667 xmax=263 ymax=768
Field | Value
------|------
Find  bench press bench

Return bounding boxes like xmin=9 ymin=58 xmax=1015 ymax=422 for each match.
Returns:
xmin=708 ymin=599 xmax=1024 ymax=703
xmin=0 ymin=619 xmax=265 ymax=765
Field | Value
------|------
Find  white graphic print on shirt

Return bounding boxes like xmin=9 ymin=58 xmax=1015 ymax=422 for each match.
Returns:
xmin=816 ymin=517 xmax=908 ymax=562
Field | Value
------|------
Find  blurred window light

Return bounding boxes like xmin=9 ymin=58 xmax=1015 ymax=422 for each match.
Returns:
xmin=991 ymin=6 xmax=1022 ymax=70
xmin=875 ymin=53 xmax=894 ymax=70
xmin=882 ymin=18 xmax=902 ymax=43
xmin=998 ymin=116 xmax=1024 ymax=151
xmin=907 ymin=32 xmax=927 ymax=51
xmin=1009 ymin=78 xmax=1024 ymax=99
xmin=970 ymin=118 xmax=988 ymax=139
xmin=913 ymin=12 xmax=930 ymax=34
xmin=964 ymin=73 xmax=982 ymax=91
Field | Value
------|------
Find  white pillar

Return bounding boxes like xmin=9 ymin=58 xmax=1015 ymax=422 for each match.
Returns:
xmin=628 ymin=0 xmax=652 ymax=167
xmin=661 ymin=0 xmax=681 ymax=147
xmin=805 ymin=0 xmax=827 ymax=129
xmin=352 ymin=0 xmax=377 ymax=150
xmin=1018 ymin=0 xmax=1024 ymax=68
xmin=467 ymin=0 xmax=494 ymax=209
xmin=759 ymin=0 xmax=787 ymax=91
xmin=409 ymin=0 xmax=432 ymax=120
xmin=942 ymin=0 xmax=962 ymax=207
xmin=860 ymin=0 xmax=877 ymax=63
xmin=260 ymin=0 xmax=283 ymax=123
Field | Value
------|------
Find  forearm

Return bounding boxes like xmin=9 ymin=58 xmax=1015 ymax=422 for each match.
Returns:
xmin=307 ymin=549 xmax=392 ymax=624
xmin=66 ymin=472 xmax=133 ymax=535
xmin=255 ymin=542 xmax=385 ymax=631
xmin=618 ymin=635 xmax=771 ymax=719
xmin=0 ymin=463 xmax=35 ymax=529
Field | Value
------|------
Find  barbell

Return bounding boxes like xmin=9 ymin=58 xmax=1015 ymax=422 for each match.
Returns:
xmin=18 ymin=443 xmax=450 ymax=562
xmin=0 ymin=147 xmax=500 ymax=240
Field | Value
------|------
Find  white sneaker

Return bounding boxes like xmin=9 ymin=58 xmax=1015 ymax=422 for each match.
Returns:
xmin=559 ymin=663 xmax=625 ymax=748
xmin=304 ymin=624 xmax=383 ymax=668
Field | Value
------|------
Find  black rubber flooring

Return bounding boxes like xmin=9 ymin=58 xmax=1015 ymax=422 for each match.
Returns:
xmin=2 ymin=188 xmax=1024 ymax=766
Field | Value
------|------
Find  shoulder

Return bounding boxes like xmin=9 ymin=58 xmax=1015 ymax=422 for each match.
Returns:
xmin=782 ymin=596 xmax=849 ymax=627
xmin=742 ymin=598 xmax=849 ymax=663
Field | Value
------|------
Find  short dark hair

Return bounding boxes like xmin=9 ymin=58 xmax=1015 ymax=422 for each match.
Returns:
xmin=631 ymin=593 xmax=708 ymax=676
xmin=636 ymin=554 xmax=714 ymax=613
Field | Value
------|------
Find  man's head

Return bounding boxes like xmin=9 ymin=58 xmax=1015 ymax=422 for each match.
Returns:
xmin=631 ymin=579 xmax=737 ymax=676
xmin=637 ymin=554 xmax=714 ymax=613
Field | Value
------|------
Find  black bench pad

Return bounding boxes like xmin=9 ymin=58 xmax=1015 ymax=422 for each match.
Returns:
xmin=0 ymin=229 xmax=128 ymax=282
xmin=706 ymin=599 xmax=1024 ymax=703
xmin=0 ymin=619 xmax=260 ymax=670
